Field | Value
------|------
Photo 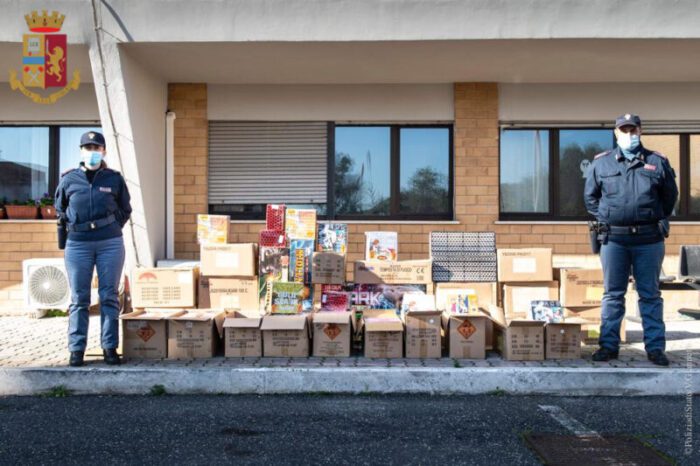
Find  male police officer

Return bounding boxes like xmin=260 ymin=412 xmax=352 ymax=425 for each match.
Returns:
xmin=584 ymin=114 xmax=678 ymax=366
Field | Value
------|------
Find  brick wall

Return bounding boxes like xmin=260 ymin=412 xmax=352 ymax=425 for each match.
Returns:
xmin=0 ymin=221 xmax=63 ymax=314
xmin=169 ymin=82 xmax=685 ymax=276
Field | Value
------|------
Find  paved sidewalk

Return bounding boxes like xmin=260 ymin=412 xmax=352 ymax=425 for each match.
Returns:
xmin=1 ymin=315 xmax=699 ymax=396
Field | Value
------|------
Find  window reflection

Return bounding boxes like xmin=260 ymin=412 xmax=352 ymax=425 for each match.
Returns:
xmin=500 ymin=130 xmax=549 ymax=213
xmin=0 ymin=127 xmax=49 ymax=203
xmin=399 ymin=128 xmax=450 ymax=214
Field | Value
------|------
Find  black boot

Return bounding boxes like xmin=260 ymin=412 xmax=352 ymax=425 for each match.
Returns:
xmin=69 ymin=351 xmax=84 ymax=367
xmin=103 ymin=348 xmax=121 ymax=366
xmin=592 ymin=347 xmax=619 ymax=362
xmin=647 ymin=350 xmax=670 ymax=367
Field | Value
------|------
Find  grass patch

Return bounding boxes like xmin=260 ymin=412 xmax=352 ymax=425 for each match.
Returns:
xmin=44 ymin=309 xmax=68 ymax=318
xmin=149 ymin=384 xmax=167 ymax=396
xmin=452 ymin=359 xmax=462 ymax=368
xmin=43 ymin=385 xmax=71 ymax=397
xmin=486 ymin=388 xmax=506 ymax=397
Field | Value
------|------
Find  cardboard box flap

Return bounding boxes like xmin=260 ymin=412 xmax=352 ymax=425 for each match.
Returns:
xmin=562 ymin=316 xmax=591 ymax=324
xmin=508 ymin=319 xmax=546 ymax=327
xmin=364 ymin=317 xmax=403 ymax=332
xmin=261 ymin=314 xmax=308 ymax=331
xmin=120 ymin=309 xmax=187 ymax=320
xmin=546 ymin=322 xmax=581 ymax=328
xmin=313 ymin=311 xmax=352 ymax=324
xmin=484 ymin=305 xmax=507 ymax=330
xmin=223 ymin=316 xmax=262 ymax=328
xmin=168 ymin=310 xmax=224 ymax=321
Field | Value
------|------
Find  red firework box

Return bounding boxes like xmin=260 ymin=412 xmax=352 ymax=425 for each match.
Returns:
xmin=320 ymin=291 xmax=349 ymax=312
xmin=259 ymin=229 xmax=287 ymax=247
xmin=266 ymin=204 xmax=286 ymax=231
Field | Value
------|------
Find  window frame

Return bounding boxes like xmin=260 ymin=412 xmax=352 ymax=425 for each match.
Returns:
xmin=498 ymin=126 xmax=699 ymax=222
xmin=0 ymin=123 xmax=100 ymax=205
xmin=328 ymin=122 xmax=454 ymax=221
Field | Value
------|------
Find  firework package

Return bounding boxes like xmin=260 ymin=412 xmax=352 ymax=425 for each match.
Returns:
xmin=529 ymin=300 xmax=564 ymax=323
xmin=270 ymin=282 xmax=306 ymax=314
xmin=166 ymin=310 xmax=226 ymax=359
xmin=196 ymin=214 xmax=230 ymax=245
xmin=223 ymin=311 xmax=263 ymax=358
xmin=266 ymin=204 xmax=286 ymax=231
xmin=259 ymin=229 xmax=287 ymax=247
xmin=430 ymin=231 xmax=497 ymax=282
xmin=131 ymin=267 xmax=198 ymax=308
xmin=311 ymin=252 xmax=345 ymax=285
xmin=365 ymin=231 xmax=398 ymax=261
xmin=317 ymin=223 xmax=348 ymax=254
xmin=120 ymin=309 xmax=183 ymax=359
xmin=285 ymin=208 xmax=317 ymax=240
xmin=320 ymin=283 xmax=430 ymax=310
xmin=312 ymin=311 xmax=353 ymax=357
xmin=260 ymin=314 xmax=310 ymax=357
xmin=289 ymin=239 xmax=314 ymax=284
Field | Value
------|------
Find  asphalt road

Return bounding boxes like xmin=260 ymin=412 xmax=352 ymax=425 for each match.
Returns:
xmin=0 ymin=394 xmax=697 ymax=465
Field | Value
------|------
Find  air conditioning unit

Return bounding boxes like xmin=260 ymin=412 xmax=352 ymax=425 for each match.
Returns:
xmin=23 ymin=258 xmax=72 ymax=316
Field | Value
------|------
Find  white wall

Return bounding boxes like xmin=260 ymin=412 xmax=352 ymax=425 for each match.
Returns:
xmin=208 ymin=84 xmax=453 ymax=121
xmin=499 ymin=83 xmax=700 ymax=123
xmin=0 ymin=84 xmax=99 ymax=122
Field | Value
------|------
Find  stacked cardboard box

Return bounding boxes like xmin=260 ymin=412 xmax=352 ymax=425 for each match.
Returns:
xmin=223 ymin=311 xmax=263 ymax=358
xmin=497 ymin=248 xmax=558 ymax=321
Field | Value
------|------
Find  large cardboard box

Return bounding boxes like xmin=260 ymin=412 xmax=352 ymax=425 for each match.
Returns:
xmin=197 ymin=214 xmax=230 ymax=245
xmin=435 ymin=282 xmax=498 ymax=311
xmin=559 ymin=268 xmax=604 ymax=307
xmin=503 ymin=282 xmax=559 ymax=320
xmin=404 ymin=311 xmax=442 ymax=359
xmin=312 ymin=311 xmax=353 ymax=357
xmin=131 ymin=267 xmax=198 ymax=308
xmin=497 ymin=248 xmax=553 ymax=282
xmin=120 ymin=309 xmax=186 ymax=359
xmin=442 ymin=313 xmax=489 ymax=359
xmin=564 ymin=306 xmax=626 ymax=343
xmin=354 ymin=259 xmax=432 ymax=285
xmin=208 ymin=277 xmax=259 ymax=311
xmin=200 ymin=243 xmax=257 ymax=277
xmin=198 ymin=275 xmax=212 ymax=309
xmin=223 ymin=311 xmax=262 ymax=358
xmin=497 ymin=320 xmax=546 ymax=361
xmin=260 ymin=314 xmax=310 ymax=357
xmin=167 ymin=310 xmax=225 ymax=359
xmin=363 ymin=310 xmax=404 ymax=358
xmin=545 ymin=322 xmax=582 ymax=359
xmin=311 ymin=252 xmax=346 ymax=284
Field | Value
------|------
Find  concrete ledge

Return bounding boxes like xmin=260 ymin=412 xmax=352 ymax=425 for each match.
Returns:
xmin=1 ymin=366 xmax=698 ymax=397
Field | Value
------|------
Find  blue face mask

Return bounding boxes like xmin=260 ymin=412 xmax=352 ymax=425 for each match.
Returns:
xmin=81 ymin=148 xmax=103 ymax=169
xmin=618 ymin=133 xmax=641 ymax=153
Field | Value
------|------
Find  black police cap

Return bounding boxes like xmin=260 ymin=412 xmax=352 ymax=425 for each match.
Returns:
xmin=80 ymin=131 xmax=106 ymax=147
xmin=615 ymin=113 xmax=642 ymax=129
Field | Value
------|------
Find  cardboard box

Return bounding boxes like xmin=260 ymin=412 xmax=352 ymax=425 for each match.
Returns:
xmin=312 ymin=311 xmax=353 ymax=357
xmin=404 ymin=311 xmax=442 ymax=359
xmin=131 ymin=267 xmax=198 ymax=308
xmin=363 ymin=310 xmax=404 ymax=358
xmin=354 ymin=260 xmax=432 ymax=285
xmin=564 ymin=307 xmax=626 ymax=343
xmin=120 ymin=309 xmax=185 ymax=359
xmin=311 ymin=252 xmax=346 ymax=284
xmin=497 ymin=248 xmax=553 ymax=282
xmin=196 ymin=214 xmax=229 ymax=245
xmin=545 ymin=322 xmax=582 ymax=359
xmin=435 ymin=282 xmax=498 ymax=311
xmin=198 ymin=275 xmax=211 ymax=309
xmin=559 ymin=268 xmax=604 ymax=307
xmin=261 ymin=314 xmax=310 ymax=357
xmin=285 ymin=208 xmax=317 ymax=240
xmin=442 ymin=313 xmax=489 ymax=359
xmin=223 ymin=311 xmax=262 ymax=358
xmin=200 ymin=243 xmax=257 ymax=277
xmin=365 ymin=231 xmax=398 ymax=261
xmin=400 ymin=293 xmax=437 ymax=315
xmin=208 ymin=277 xmax=259 ymax=312
xmin=628 ymin=284 xmax=700 ymax=320
xmin=503 ymin=282 xmax=559 ymax=320
xmin=497 ymin=320 xmax=546 ymax=361
xmin=167 ymin=310 xmax=225 ymax=359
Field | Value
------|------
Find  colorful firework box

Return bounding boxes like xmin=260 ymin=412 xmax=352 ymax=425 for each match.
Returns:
xmin=289 ymin=239 xmax=314 ymax=284
xmin=317 ymin=223 xmax=348 ymax=254
xmin=259 ymin=230 xmax=287 ymax=247
xmin=266 ymin=204 xmax=286 ymax=231
xmin=529 ymin=300 xmax=564 ymax=323
xmin=365 ymin=231 xmax=398 ymax=261
xmin=399 ymin=292 xmax=437 ymax=314
xmin=196 ymin=214 xmax=230 ymax=245
xmin=270 ymin=282 xmax=305 ymax=314
xmin=320 ymin=291 xmax=349 ymax=312
xmin=285 ymin=208 xmax=317 ymax=240
xmin=259 ymin=247 xmax=290 ymax=282
xmin=320 ymin=283 xmax=428 ymax=311
xmin=443 ymin=290 xmax=480 ymax=314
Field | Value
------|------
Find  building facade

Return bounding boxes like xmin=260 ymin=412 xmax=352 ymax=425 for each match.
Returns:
xmin=2 ymin=0 xmax=700 ymax=312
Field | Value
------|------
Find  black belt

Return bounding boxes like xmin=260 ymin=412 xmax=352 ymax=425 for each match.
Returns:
xmin=67 ymin=214 xmax=116 ymax=232
xmin=607 ymin=224 xmax=658 ymax=235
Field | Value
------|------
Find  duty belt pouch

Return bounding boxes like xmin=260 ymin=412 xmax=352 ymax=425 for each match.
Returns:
xmin=658 ymin=219 xmax=670 ymax=238
xmin=57 ymin=218 xmax=67 ymax=250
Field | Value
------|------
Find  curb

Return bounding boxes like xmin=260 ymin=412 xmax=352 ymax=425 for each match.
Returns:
xmin=1 ymin=366 xmax=699 ymax=396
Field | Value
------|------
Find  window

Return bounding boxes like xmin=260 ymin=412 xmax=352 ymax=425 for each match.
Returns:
xmin=0 ymin=125 xmax=100 ymax=207
xmin=209 ymin=122 xmax=454 ymax=220
xmin=500 ymin=128 xmax=700 ymax=221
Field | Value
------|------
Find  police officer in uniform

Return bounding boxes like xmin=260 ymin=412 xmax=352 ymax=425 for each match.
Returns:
xmin=584 ymin=114 xmax=678 ymax=366
xmin=55 ymin=131 xmax=132 ymax=367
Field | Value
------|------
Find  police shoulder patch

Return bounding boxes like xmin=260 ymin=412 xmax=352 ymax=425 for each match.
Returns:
xmin=594 ymin=150 xmax=612 ymax=160
xmin=650 ymin=151 xmax=667 ymax=160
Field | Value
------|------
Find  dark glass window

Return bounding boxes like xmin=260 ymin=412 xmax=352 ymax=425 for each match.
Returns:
xmin=59 ymin=126 xmax=102 ymax=174
xmin=0 ymin=127 xmax=50 ymax=204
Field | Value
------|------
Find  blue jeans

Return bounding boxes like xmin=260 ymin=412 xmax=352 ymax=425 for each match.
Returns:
xmin=599 ymin=238 xmax=665 ymax=353
xmin=65 ymin=237 xmax=125 ymax=352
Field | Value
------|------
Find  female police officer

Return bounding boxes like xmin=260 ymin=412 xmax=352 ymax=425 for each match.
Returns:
xmin=55 ymin=131 xmax=132 ymax=367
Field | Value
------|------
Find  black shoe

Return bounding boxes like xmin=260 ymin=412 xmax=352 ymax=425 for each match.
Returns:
xmin=592 ymin=347 xmax=619 ymax=362
xmin=69 ymin=351 xmax=84 ymax=367
xmin=647 ymin=350 xmax=670 ymax=367
xmin=103 ymin=349 xmax=121 ymax=366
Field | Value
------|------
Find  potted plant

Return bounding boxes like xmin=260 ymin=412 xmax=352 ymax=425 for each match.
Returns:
xmin=40 ymin=193 xmax=56 ymax=219
xmin=5 ymin=198 xmax=39 ymax=220
xmin=0 ymin=197 xmax=6 ymax=220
